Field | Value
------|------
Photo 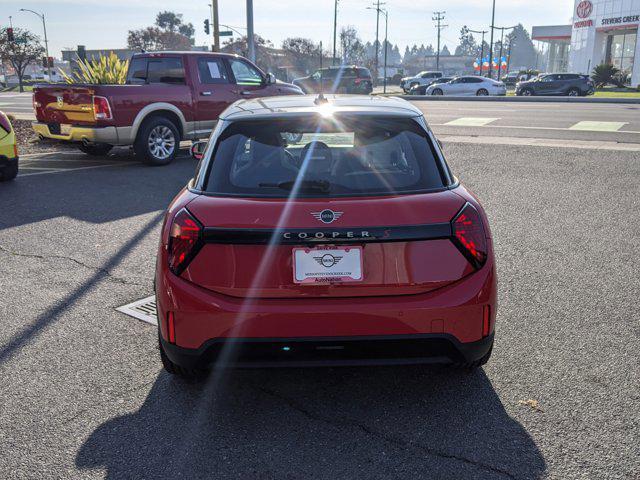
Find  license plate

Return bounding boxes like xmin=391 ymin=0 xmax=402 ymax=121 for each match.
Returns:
xmin=60 ymin=124 xmax=72 ymax=135
xmin=293 ymin=247 xmax=363 ymax=284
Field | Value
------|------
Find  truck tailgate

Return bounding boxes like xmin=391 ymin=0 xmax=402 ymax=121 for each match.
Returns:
xmin=33 ymin=86 xmax=96 ymax=125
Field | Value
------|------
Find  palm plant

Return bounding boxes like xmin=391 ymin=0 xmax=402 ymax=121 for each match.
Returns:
xmin=60 ymin=52 xmax=129 ymax=84
xmin=591 ymin=63 xmax=619 ymax=88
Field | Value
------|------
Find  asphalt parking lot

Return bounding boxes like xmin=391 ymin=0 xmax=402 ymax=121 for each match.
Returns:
xmin=1 ymin=105 xmax=639 ymax=479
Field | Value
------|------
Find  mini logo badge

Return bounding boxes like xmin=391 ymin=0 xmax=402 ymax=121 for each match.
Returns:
xmin=56 ymin=96 xmax=64 ymax=107
xmin=314 ymin=254 xmax=343 ymax=268
xmin=576 ymin=0 xmax=592 ymax=19
xmin=311 ymin=209 xmax=343 ymax=224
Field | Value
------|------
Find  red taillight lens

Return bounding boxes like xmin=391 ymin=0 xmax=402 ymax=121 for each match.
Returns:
xmin=168 ymin=209 xmax=202 ymax=275
xmin=0 ymin=112 xmax=11 ymax=134
xmin=451 ymin=203 xmax=487 ymax=268
xmin=93 ymin=95 xmax=112 ymax=120
xmin=482 ymin=305 xmax=491 ymax=337
xmin=167 ymin=312 xmax=176 ymax=344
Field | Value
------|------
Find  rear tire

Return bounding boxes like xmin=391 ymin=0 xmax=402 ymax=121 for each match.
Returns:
xmin=78 ymin=143 xmax=113 ymax=156
xmin=134 ymin=117 xmax=180 ymax=166
xmin=567 ymin=87 xmax=580 ymax=97
xmin=476 ymin=88 xmax=489 ymax=96
xmin=0 ymin=163 xmax=18 ymax=181
xmin=159 ymin=335 xmax=208 ymax=381
xmin=431 ymin=88 xmax=443 ymax=96
xmin=520 ymin=88 xmax=534 ymax=96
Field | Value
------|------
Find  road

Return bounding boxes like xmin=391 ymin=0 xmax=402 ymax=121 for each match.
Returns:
xmin=0 ymin=100 xmax=639 ymax=479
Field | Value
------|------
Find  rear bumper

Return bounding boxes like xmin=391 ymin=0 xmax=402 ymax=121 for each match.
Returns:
xmin=160 ymin=332 xmax=495 ymax=369
xmin=155 ymin=256 xmax=497 ymax=367
xmin=32 ymin=122 xmax=120 ymax=144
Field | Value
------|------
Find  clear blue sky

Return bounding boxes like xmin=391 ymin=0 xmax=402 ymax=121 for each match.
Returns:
xmin=4 ymin=0 xmax=575 ymax=59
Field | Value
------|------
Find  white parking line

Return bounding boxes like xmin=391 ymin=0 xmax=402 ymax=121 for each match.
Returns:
xmin=569 ymin=121 xmax=627 ymax=132
xmin=444 ymin=117 xmax=499 ymax=127
xmin=431 ymin=123 xmax=640 ymax=134
xmin=18 ymin=163 xmax=128 ymax=177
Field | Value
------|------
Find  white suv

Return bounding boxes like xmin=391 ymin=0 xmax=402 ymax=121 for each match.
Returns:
xmin=400 ymin=71 xmax=444 ymax=93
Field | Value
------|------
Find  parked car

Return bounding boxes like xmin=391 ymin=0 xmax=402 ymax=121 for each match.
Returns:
xmin=32 ymin=52 xmax=303 ymax=166
xmin=515 ymin=73 xmax=594 ymax=97
xmin=502 ymin=72 xmax=520 ymax=86
xmin=0 ymin=111 xmax=18 ymax=181
xmin=425 ymin=76 xmax=507 ymax=96
xmin=400 ymin=71 xmax=443 ymax=93
xmin=409 ymin=77 xmax=453 ymax=95
xmin=155 ymin=94 xmax=497 ymax=378
xmin=292 ymin=66 xmax=373 ymax=95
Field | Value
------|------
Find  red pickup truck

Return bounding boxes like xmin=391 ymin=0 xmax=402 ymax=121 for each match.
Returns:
xmin=33 ymin=52 xmax=302 ymax=165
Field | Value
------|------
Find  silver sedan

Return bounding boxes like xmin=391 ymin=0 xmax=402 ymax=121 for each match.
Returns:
xmin=425 ymin=76 xmax=507 ymax=96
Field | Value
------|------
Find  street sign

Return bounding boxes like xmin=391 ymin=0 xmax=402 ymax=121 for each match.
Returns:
xmin=219 ymin=30 xmax=233 ymax=36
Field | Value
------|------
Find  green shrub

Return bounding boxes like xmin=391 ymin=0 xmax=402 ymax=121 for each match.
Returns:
xmin=60 ymin=52 xmax=129 ymax=84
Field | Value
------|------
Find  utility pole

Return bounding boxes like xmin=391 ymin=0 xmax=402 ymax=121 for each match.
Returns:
xmin=495 ymin=26 xmax=516 ymax=80
xmin=212 ymin=0 xmax=220 ymax=52
xmin=469 ymin=29 xmax=488 ymax=76
xmin=488 ymin=0 xmax=496 ymax=79
xmin=332 ymin=0 xmax=339 ymax=65
xmin=20 ymin=9 xmax=51 ymax=81
xmin=246 ymin=0 xmax=255 ymax=62
xmin=373 ymin=0 xmax=385 ymax=85
xmin=432 ymin=11 xmax=446 ymax=72
xmin=382 ymin=9 xmax=388 ymax=94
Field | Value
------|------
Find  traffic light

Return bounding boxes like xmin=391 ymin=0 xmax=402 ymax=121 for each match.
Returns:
xmin=7 ymin=27 xmax=14 ymax=42
xmin=204 ymin=19 xmax=210 ymax=35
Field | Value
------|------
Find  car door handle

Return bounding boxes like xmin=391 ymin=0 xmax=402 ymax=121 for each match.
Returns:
xmin=200 ymin=91 xmax=212 ymax=96
xmin=240 ymin=90 xmax=252 ymax=96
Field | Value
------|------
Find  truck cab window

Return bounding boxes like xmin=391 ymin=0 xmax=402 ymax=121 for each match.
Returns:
xmin=147 ymin=58 xmax=185 ymax=84
xmin=127 ymin=58 xmax=148 ymax=84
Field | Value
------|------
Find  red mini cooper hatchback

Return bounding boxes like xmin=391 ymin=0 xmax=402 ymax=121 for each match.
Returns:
xmin=156 ymin=95 xmax=496 ymax=378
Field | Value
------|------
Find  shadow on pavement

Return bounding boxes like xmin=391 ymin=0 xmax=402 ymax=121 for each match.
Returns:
xmin=0 ymin=150 xmax=196 ymax=230
xmin=77 ymin=366 xmax=545 ymax=479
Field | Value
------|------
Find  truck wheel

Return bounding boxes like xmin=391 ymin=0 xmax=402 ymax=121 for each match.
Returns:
xmin=78 ymin=143 xmax=113 ymax=156
xmin=134 ymin=117 xmax=180 ymax=166
xmin=0 ymin=163 xmax=18 ymax=181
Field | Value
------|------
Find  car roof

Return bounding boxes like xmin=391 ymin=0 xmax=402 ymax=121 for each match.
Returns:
xmin=219 ymin=94 xmax=424 ymax=121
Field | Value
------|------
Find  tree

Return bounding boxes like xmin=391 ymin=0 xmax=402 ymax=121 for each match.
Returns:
xmin=222 ymin=35 xmax=275 ymax=72
xmin=127 ymin=11 xmax=194 ymax=51
xmin=440 ymin=45 xmax=451 ymax=56
xmin=339 ymin=26 xmax=366 ymax=66
xmin=0 ymin=27 xmax=44 ymax=92
xmin=591 ymin=63 xmax=619 ymax=87
xmin=455 ymin=26 xmax=477 ymax=56
xmin=281 ymin=37 xmax=322 ymax=76
xmin=504 ymin=24 xmax=537 ymax=70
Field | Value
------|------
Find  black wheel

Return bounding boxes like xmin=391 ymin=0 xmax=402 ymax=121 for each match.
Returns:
xmin=567 ymin=87 xmax=580 ymax=97
xmin=159 ymin=335 xmax=208 ymax=381
xmin=78 ymin=143 xmax=113 ymax=156
xmin=450 ymin=342 xmax=493 ymax=371
xmin=0 ymin=163 xmax=18 ymax=181
xmin=476 ymin=88 xmax=489 ymax=96
xmin=431 ymin=88 xmax=443 ymax=96
xmin=409 ymin=82 xmax=419 ymax=91
xmin=520 ymin=88 xmax=534 ymax=96
xmin=134 ymin=116 xmax=180 ymax=166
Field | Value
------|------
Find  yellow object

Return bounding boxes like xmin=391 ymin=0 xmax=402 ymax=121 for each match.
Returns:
xmin=0 ymin=111 xmax=19 ymax=181
xmin=0 ymin=114 xmax=18 ymax=160
xmin=60 ymin=52 xmax=129 ymax=85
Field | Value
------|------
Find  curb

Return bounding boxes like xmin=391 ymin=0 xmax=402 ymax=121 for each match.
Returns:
xmin=393 ymin=94 xmax=640 ymax=104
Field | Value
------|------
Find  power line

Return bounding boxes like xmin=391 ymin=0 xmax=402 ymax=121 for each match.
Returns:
xmin=432 ymin=11 xmax=447 ymax=71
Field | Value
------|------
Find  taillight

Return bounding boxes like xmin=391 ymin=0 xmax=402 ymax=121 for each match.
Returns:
xmin=168 ymin=208 xmax=203 ymax=275
xmin=93 ymin=95 xmax=112 ymax=120
xmin=451 ymin=203 xmax=487 ymax=268
xmin=0 ymin=112 xmax=11 ymax=134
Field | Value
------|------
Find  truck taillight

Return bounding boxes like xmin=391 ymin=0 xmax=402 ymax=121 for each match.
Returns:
xmin=451 ymin=203 xmax=487 ymax=269
xmin=168 ymin=209 xmax=203 ymax=275
xmin=93 ymin=95 xmax=112 ymax=120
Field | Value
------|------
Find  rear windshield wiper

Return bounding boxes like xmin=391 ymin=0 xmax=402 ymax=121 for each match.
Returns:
xmin=259 ymin=180 xmax=332 ymax=193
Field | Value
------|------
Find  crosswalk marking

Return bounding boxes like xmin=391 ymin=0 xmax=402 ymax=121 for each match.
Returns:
xmin=569 ymin=121 xmax=627 ymax=132
xmin=444 ymin=117 xmax=499 ymax=127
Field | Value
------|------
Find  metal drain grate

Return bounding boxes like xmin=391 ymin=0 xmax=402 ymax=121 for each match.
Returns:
xmin=116 ymin=295 xmax=158 ymax=325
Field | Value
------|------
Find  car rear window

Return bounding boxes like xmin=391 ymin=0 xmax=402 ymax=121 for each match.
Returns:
xmin=203 ymin=115 xmax=445 ymax=198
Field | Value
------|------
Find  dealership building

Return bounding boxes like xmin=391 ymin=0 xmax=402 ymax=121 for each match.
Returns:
xmin=532 ymin=0 xmax=640 ymax=86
